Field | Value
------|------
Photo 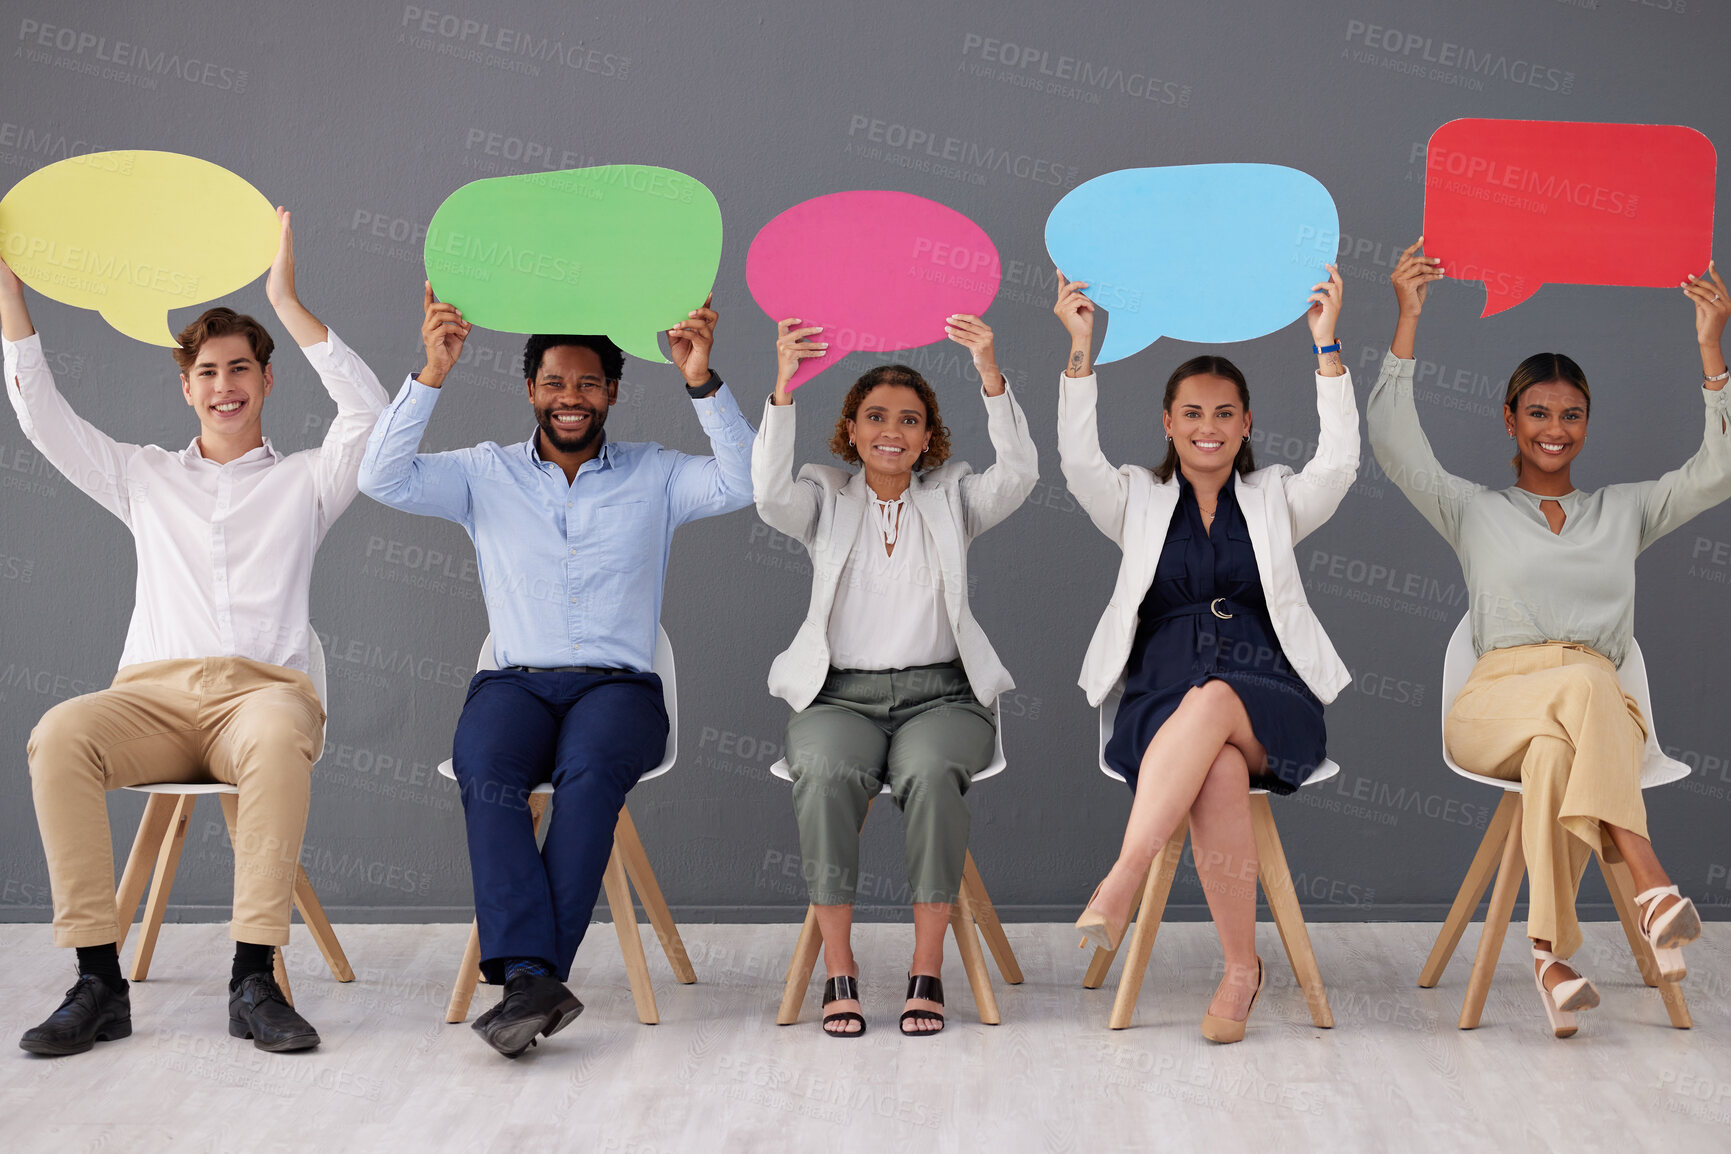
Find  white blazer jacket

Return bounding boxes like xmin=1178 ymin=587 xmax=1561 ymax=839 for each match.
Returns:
xmin=753 ymin=383 xmax=1040 ymax=710
xmin=1057 ymin=369 xmax=1360 ymax=707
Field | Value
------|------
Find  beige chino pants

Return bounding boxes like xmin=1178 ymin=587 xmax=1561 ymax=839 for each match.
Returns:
xmin=1444 ymin=641 xmax=1648 ymax=959
xmin=27 ymin=658 xmax=325 ymax=948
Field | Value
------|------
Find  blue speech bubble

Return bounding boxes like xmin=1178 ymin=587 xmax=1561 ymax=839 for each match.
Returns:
xmin=1045 ymin=163 xmax=1339 ymax=364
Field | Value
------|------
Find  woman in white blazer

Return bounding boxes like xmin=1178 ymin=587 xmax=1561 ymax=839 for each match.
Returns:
xmin=753 ymin=313 xmax=1037 ymax=1038
xmin=1055 ymin=267 xmax=1358 ymax=1042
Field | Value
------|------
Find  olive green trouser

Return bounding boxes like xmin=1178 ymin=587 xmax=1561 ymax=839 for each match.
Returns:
xmin=786 ymin=663 xmax=995 ymax=907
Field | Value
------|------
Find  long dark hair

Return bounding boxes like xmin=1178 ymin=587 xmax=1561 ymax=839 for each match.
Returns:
xmin=1153 ymin=355 xmax=1256 ymax=482
xmin=1504 ymin=352 xmax=1591 ymax=475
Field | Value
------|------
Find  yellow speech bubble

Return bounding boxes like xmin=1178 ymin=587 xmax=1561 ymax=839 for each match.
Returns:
xmin=0 ymin=150 xmax=278 ymax=346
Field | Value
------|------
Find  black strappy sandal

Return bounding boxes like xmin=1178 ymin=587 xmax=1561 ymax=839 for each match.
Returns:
xmin=822 ymin=975 xmax=865 ymax=1038
xmin=900 ymin=973 xmax=945 ymax=1037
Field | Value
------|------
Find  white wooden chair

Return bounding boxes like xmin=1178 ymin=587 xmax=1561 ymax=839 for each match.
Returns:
xmin=1081 ymin=685 xmax=1338 ymax=1030
xmin=1418 ymin=615 xmax=1692 ymax=1030
xmin=114 ymin=636 xmax=354 ymax=1005
xmin=438 ymin=626 xmax=694 ymax=1026
xmin=768 ymin=699 xmax=1023 ymax=1026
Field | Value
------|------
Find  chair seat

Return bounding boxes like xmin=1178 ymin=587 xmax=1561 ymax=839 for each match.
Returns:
xmin=123 ymin=781 xmax=239 ymax=796
xmin=435 ymin=760 xmax=671 ymax=790
xmin=1098 ymin=757 xmax=1339 ymax=795
xmin=767 ymin=694 xmax=1007 ymax=789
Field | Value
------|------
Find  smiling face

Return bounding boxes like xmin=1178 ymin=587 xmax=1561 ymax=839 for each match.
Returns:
xmin=1505 ymin=380 xmax=1589 ymax=483
xmin=846 ymin=383 xmax=931 ymax=481
xmin=180 ymin=332 xmax=273 ymax=445
xmin=528 ymin=344 xmax=616 ymax=457
xmin=1162 ymin=373 xmax=1250 ymax=480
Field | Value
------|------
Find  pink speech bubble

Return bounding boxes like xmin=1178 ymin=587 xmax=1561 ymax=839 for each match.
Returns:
xmin=1423 ymin=119 xmax=1716 ymax=317
xmin=746 ymin=190 xmax=1001 ymax=391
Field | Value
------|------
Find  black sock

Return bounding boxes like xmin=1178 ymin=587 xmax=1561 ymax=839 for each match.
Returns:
xmin=75 ymin=944 xmax=125 ymax=993
xmin=230 ymin=942 xmax=275 ymax=991
xmin=503 ymin=957 xmax=554 ymax=982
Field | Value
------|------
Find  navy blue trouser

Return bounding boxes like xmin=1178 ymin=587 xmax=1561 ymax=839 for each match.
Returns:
xmin=451 ymin=668 xmax=667 ymax=984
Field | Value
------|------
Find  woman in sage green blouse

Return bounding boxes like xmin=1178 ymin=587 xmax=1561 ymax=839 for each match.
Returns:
xmin=1369 ymin=238 xmax=1731 ymax=1038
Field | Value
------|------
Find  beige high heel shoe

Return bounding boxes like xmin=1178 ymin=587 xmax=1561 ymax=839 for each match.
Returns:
xmin=1532 ymin=946 xmax=1598 ymax=1038
xmin=1635 ymin=885 xmax=1700 ymax=982
xmin=1200 ymin=957 xmax=1263 ymax=1044
xmin=1075 ymin=883 xmax=1129 ymax=953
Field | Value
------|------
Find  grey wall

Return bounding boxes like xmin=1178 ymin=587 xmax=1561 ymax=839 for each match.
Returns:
xmin=2 ymin=0 xmax=1728 ymax=926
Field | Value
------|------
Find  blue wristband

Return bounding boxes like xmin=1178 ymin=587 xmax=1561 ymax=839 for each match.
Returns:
xmin=1312 ymin=339 xmax=1341 ymax=355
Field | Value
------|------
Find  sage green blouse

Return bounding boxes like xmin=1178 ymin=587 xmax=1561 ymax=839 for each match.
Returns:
xmin=1367 ymin=351 xmax=1731 ymax=666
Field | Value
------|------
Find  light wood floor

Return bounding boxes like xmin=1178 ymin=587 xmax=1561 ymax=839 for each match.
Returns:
xmin=1 ymin=921 xmax=1726 ymax=1153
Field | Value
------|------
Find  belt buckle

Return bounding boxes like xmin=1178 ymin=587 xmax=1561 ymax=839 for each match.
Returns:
xmin=1209 ymin=598 xmax=1234 ymax=620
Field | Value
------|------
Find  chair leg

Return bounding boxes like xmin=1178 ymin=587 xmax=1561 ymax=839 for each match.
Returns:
xmin=130 ymin=794 xmax=197 ymax=981
xmin=1108 ymin=816 xmax=1188 ymax=1030
xmin=272 ymin=938 xmax=295 ymax=1008
xmin=614 ymin=805 xmax=696 ymax=984
xmin=115 ymin=794 xmax=177 ymax=953
xmin=1458 ymin=796 xmax=1525 ymax=1030
xmin=1600 ymin=853 xmax=1692 ymax=1029
xmin=1083 ymin=867 xmax=1149 ymax=990
xmin=1250 ymin=795 xmax=1333 ymax=1029
xmin=950 ymin=882 xmax=1001 ymax=1025
xmin=446 ymin=920 xmax=484 ymax=1024
xmin=777 ymin=905 xmax=822 ymax=1026
xmin=962 ymin=852 xmax=1022 ymax=985
xmin=291 ymin=866 xmax=355 ymax=983
xmin=602 ymin=843 xmax=658 ymax=1025
xmin=1420 ymin=793 xmax=1520 ymax=988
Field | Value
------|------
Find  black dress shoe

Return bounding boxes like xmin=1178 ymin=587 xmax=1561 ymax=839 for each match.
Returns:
xmin=476 ymin=973 xmax=583 ymax=1058
xmin=228 ymin=972 xmax=320 ymax=1052
xmin=471 ymin=1000 xmax=503 ymax=1033
xmin=19 ymin=973 xmax=131 ymax=1057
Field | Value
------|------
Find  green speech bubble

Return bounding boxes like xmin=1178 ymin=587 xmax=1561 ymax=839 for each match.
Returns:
xmin=0 ymin=150 xmax=278 ymax=346
xmin=423 ymin=165 xmax=722 ymax=363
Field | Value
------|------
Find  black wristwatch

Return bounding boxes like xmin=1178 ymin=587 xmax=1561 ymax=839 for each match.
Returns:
xmin=685 ymin=370 xmax=724 ymax=399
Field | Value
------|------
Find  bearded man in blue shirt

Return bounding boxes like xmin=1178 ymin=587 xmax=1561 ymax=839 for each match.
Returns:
xmin=359 ymin=284 xmax=754 ymax=1057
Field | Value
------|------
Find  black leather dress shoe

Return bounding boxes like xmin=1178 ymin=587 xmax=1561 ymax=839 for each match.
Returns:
xmin=228 ymin=972 xmax=320 ymax=1052
xmin=476 ymin=973 xmax=583 ymax=1058
xmin=19 ymin=974 xmax=131 ymax=1056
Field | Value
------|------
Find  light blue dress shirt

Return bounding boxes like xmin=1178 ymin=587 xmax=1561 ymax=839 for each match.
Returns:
xmin=358 ymin=377 xmax=756 ymax=671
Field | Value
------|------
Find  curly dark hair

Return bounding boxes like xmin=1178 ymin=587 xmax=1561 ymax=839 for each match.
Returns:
xmin=828 ymin=365 xmax=952 ymax=469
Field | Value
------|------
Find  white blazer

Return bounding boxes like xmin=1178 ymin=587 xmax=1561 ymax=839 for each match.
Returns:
xmin=1057 ymin=369 xmax=1360 ymax=707
xmin=753 ymin=383 xmax=1040 ymax=710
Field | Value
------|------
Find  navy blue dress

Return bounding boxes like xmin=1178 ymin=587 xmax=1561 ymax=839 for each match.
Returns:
xmin=1103 ymin=472 xmax=1326 ymax=796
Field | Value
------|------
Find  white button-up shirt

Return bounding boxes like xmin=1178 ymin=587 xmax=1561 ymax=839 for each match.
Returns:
xmin=3 ymin=330 xmax=388 ymax=674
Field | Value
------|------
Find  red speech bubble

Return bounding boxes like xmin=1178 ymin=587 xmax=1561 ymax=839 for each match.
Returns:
xmin=745 ymin=190 xmax=1001 ymax=391
xmin=1423 ymin=119 xmax=1715 ymax=317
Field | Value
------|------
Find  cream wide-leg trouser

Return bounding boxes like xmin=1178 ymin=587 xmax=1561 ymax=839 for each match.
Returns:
xmin=1444 ymin=641 xmax=1648 ymax=959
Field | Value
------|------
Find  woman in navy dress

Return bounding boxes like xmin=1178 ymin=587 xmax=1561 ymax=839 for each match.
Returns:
xmin=1054 ymin=266 xmax=1359 ymax=1041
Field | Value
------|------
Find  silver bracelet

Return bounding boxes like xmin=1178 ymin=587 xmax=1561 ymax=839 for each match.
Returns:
xmin=1707 ymin=367 xmax=1731 ymax=383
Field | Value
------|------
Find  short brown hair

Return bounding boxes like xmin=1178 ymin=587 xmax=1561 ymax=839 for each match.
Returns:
xmin=1504 ymin=352 xmax=1590 ymax=474
xmin=172 ymin=307 xmax=274 ymax=374
xmin=828 ymin=364 xmax=952 ymax=469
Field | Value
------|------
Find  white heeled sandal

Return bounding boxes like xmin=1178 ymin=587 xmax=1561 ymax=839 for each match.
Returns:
xmin=1635 ymin=885 xmax=1700 ymax=981
xmin=1532 ymin=946 xmax=1598 ymax=1038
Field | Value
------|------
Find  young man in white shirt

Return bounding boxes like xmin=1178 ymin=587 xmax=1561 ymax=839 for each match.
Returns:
xmin=2 ymin=211 xmax=388 ymax=1057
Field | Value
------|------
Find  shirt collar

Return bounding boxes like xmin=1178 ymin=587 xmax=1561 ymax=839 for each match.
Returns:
xmin=180 ymin=436 xmax=281 ymax=467
xmin=525 ymin=430 xmax=615 ymax=472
